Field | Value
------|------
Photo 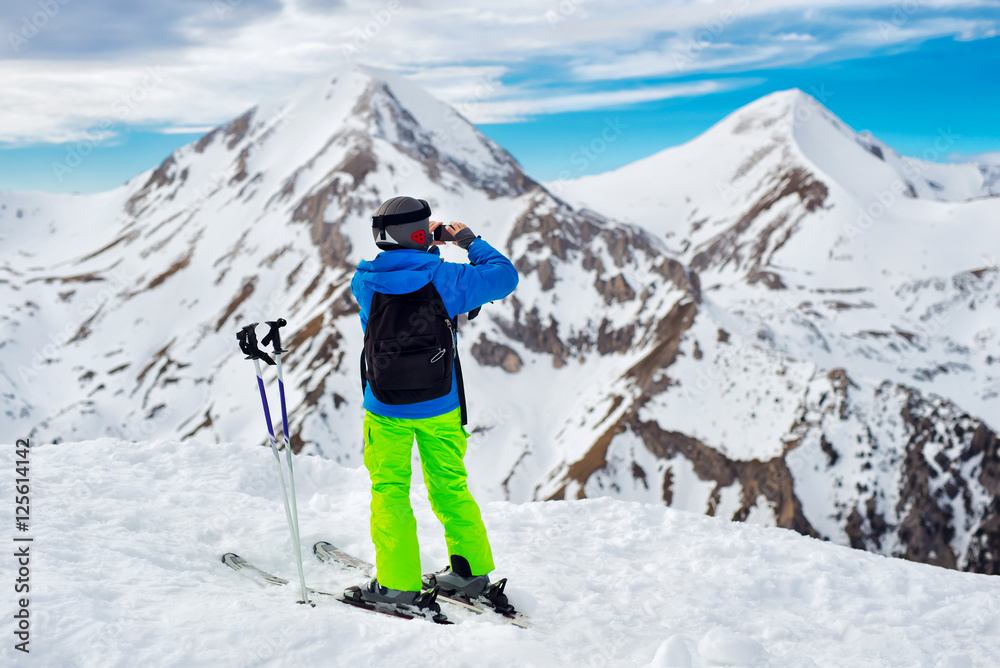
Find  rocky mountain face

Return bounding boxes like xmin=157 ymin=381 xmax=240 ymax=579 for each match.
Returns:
xmin=554 ymin=89 xmax=1000 ymax=574
xmin=2 ymin=69 xmax=998 ymax=574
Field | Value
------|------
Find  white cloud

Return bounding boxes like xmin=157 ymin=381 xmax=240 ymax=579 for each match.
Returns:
xmin=467 ymin=79 xmax=760 ymax=124
xmin=568 ymin=44 xmax=798 ymax=81
xmin=845 ymin=16 xmax=998 ymax=49
xmin=775 ymin=33 xmax=817 ymax=42
xmin=0 ymin=0 xmax=996 ymax=144
xmin=158 ymin=126 xmax=218 ymax=134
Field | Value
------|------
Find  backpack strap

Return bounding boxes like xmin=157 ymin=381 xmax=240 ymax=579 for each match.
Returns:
xmin=360 ymin=349 xmax=368 ymax=392
xmin=452 ymin=317 xmax=468 ymax=426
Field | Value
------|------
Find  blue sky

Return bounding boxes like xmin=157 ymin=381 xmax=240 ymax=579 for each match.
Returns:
xmin=1 ymin=1 xmax=998 ymax=193
xmin=482 ymin=34 xmax=1000 ymax=183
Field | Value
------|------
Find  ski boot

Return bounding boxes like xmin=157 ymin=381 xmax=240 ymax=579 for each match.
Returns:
xmin=423 ymin=557 xmax=514 ymax=615
xmin=344 ymin=578 xmax=446 ymax=622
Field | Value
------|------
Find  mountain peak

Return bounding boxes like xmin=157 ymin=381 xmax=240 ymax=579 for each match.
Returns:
xmin=706 ymin=87 xmax=832 ymax=142
xmin=122 ymin=65 xmax=537 ymax=223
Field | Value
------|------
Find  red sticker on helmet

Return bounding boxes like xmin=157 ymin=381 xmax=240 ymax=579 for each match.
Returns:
xmin=410 ymin=230 xmax=426 ymax=245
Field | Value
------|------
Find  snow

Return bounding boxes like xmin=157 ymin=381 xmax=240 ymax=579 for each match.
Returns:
xmin=4 ymin=68 xmax=1000 ymax=665
xmin=4 ymin=436 xmax=1000 ymax=668
xmin=638 ymin=305 xmax=816 ymax=462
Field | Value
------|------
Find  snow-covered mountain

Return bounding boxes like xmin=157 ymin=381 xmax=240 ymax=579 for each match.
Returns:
xmin=551 ymin=89 xmax=1000 ymax=572
xmin=2 ymin=69 xmax=999 ymax=575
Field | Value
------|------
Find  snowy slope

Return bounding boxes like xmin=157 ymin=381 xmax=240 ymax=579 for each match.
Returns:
xmin=4 ymin=437 xmax=1000 ymax=668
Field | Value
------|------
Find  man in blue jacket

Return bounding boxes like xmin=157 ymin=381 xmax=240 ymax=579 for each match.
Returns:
xmin=346 ymin=196 xmax=518 ymax=613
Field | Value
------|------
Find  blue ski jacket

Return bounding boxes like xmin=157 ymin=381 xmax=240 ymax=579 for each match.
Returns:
xmin=351 ymin=238 xmax=519 ymax=419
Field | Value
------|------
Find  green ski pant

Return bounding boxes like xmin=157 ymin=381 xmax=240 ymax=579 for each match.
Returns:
xmin=363 ymin=407 xmax=495 ymax=592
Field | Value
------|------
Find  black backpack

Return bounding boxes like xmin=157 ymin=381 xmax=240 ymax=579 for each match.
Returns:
xmin=361 ymin=282 xmax=468 ymax=424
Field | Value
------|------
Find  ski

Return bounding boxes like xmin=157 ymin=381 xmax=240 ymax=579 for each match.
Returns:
xmin=313 ymin=541 xmax=530 ymax=628
xmin=222 ymin=552 xmax=290 ymax=587
xmin=221 ymin=552 xmax=450 ymax=624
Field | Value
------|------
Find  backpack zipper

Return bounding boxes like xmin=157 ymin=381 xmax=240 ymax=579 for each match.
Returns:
xmin=445 ymin=318 xmax=456 ymax=356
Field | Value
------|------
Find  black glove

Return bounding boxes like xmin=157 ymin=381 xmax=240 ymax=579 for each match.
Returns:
xmin=453 ymin=227 xmax=478 ymax=250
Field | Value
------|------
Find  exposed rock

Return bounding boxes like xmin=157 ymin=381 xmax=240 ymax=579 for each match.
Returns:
xmin=654 ymin=257 xmax=695 ymax=296
xmin=125 ymin=155 xmax=178 ymax=216
xmin=67 ymin=306 xmax=102 ymax=344
xmin=626 ymin=299 xmax=698 ymax=397
xmin=536 ymin=258 xmax=556 ymax=291
xmin=290 ymin=149 xmax=372 ymax=269
xmin=337 ymin=146 xmax=377 ymax=184
xmin=147 ymin=248 xmax=193 ymax=290
xmin=548 ymin=298 xmax=699 ymax=500
xmin=191 ymin=107 xmax=256 ymax=155
xmin=690 ymin=166 xmax=828 ymax=274
xmin=508 ymin=205 xmax=581 ymax=263
xmin=595 ymin=273 xmax=636 ymax=304
xmin=496 ymin=297 xmax=570 ymax=367
xmin=77 ymin=230 xmax=141 ymax=263
xmin=844 ymin=496 xmax=890 ymax=551
xmin=856 ymin=138 xmax=885 ymax=161
xmin=194 ymin=128 xmax=219 ymax=153
xmin=471 ymin=334 xmax=523 ymax=373
xmin=224 ymin=109 xmax=255 ymax=149
xmin=747 ymin=270 xmax=787 ymax=290
xmin=215 ymin=277 xmax=256 ymax=332
xmin=181 ymin=409 xmax=214 ymax=440
xmin=230 ymin=146 xmax=251 ymax=184
xmin=966 ymin=496 xmax=1000 ymax=574
xmin=596 ymin=319 xmax=636 ymax=356
xmin=975 ymin=424 xmax=1000 ymax=494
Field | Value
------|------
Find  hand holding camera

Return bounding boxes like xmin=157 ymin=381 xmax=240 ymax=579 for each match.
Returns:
xmin=430 ymin=221 xmax=476 ymax=249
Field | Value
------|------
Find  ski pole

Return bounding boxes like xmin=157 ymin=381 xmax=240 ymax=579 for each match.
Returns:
xmin=262 ymin=318 xmax=309 ymax=605
xmin=237 ymin=323 xmax=310 ymax=605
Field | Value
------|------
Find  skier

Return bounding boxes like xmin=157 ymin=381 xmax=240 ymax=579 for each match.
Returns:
xmin=346 ymin=195 xmax=518 ymax=614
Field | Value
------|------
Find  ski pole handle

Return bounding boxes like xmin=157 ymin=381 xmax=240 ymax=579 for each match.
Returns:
xmin=262 ymin=318 xmax=287 ymax=355
xmin=237 ymin=323 xmax=275 ymax=365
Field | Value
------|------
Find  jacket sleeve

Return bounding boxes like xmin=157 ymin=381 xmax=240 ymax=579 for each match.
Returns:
xmin=350 ymin=270 xmax=369 ymax=331
xmin=435 ymin=238 xmax=519 ymax=316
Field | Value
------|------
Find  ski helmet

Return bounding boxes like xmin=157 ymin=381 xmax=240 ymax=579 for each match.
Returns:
xmin=371 ymin=196 xmax=432 ymax=251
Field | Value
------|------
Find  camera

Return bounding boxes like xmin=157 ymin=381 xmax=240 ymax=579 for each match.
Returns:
xmin=433 ymin=225 xmax=456 ymax=242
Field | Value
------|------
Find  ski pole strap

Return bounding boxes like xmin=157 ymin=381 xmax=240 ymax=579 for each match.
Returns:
xmin=237 ymin=323 xmax=275 ymax=365
xmin=262 ymin=318 xmax=288 ymax=354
